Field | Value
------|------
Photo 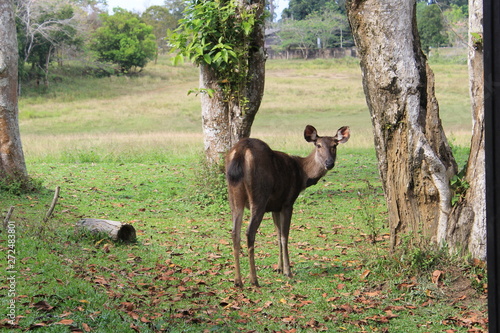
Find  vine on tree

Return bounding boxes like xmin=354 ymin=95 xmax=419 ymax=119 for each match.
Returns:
xmin=168 ymin=0 xmax=262 ymax=105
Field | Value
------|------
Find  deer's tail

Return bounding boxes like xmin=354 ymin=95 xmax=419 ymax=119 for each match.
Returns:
xmin=226 ymin=150 xmax=245 ymax=186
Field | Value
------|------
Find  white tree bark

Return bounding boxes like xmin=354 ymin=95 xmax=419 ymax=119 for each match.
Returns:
xmin=0 ymin=0 xmax=27 ymax=181
xmin=465 ymin=0 xmax=486 ymax=260
xmin=346 ymin=0 xmax=457 ymax=248
xmin=346 ymin=0 xmax=486 ymax=259
xmin=446 ymin=0 xmax=485 ymax=260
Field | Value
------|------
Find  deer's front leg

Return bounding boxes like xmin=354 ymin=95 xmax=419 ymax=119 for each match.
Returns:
xmin=279 ymin=207 xmax=293 ymax=278
xmin=272 ymin=211 xmax=284 ymax=273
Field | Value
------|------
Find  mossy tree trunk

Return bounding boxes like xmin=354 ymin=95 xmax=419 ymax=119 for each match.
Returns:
xmin=200 ymin=0 xmax=266 ymax=165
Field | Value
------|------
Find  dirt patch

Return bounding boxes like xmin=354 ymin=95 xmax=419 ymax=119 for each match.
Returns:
xmin=442 ymin=264 xmax=488 ymax=310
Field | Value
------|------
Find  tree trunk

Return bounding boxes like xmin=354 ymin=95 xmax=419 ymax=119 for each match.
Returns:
xmin=446 ymin=0 xmax=486 ymax=260
xmin=0 ymin=0 xmax=28 ymax=183
xmin=346 ymin=0 xmax=458 ymax=249
xmin=346 ymin=0 xmax=486 ymax=259
xmin=200 ymin=0 xmax=266 ymax=164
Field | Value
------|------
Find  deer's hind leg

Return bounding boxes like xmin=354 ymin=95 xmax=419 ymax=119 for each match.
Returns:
xmin=229 ymin=186 xmax=246 ymax=288
xmin=246 ymin=200 xmax=267 ymax=287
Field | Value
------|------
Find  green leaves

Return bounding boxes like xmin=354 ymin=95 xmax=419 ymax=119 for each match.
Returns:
xmin=91 ymin=10 xmax=157 ymax=73
xmin=450 ymin=167 xmax=470 ymax=206
xmin=168 ymin=0 xmax=261 ymax=89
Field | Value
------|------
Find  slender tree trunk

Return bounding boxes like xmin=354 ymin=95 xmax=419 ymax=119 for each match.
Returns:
xmin=200 ymin=0 xmax=266 ymax=164
xmin=0 ymin=0 xmax=28 ymax=183
xmin=446 ymin=0 xmax=486 ymax=260
xmin=346 ymin=0 xmax=457 ymax=249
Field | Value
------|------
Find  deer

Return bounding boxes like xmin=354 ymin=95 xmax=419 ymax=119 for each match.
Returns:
xmin=225 ymin=125 xmax=350 ymax=287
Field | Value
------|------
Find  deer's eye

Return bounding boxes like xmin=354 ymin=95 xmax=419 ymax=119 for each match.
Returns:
xmin=316 ymin=144 xmax=322 ymax=149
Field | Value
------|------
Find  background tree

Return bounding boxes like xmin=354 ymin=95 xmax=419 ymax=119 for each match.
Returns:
xmin=302 ymin=10 xmax=350 ymax=48
xmin=16 ymin=0 xmax=82 ymax=86
xmin=277 ymin=19 xmax=316 ymax=59
xmin=345 ymin=0 xmax=485 ymax=259
xmin=442 ymin=3 xmax=468 ymax=47
xmin=416 ymin=2 xmax=449 ymax=52
xmin=0 ymin=0 xmax=28 ymax=188
xmin=163 ymin=0 xmax=186 ymax=22
xmin=142 ymin=5 xmax=177 ymax=56
xmin=170 ymin=0 xmax=266 ymax=164
xmin=282 ymin=0 xmax=342 ymax=20
xmin=276 ymin=12 xmax=350 ymax=59
xmin=90 ymin=9 xmax=157 ymax=73
xmin=277 ymin=0 xmax=352 ymax=58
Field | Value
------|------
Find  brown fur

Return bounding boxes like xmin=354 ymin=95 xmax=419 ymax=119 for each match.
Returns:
xmin=225 ymin=125 xmax=350 ymax=287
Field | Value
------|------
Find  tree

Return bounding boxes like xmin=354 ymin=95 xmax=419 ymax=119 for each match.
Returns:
xmin=283 ymin=0 xmax=341 ymax=20
xmin=442 ymin=4 xmax=468 ymax=47
xmin=170 ymin=0 xmax=266 ymax=164
xmin=0 ymin=0 xmax=28 ymax=187
xmin=416 ymin=2 xmax=449 ymax=52
xmin=276 ymin=11 xmax=351 ymax=59
xmin=306 ymin=11 xmax=350 ymax=49
xmin=142 ymin=5 xmax=177 ymax=55
xmin=163 ymin=0 xmax=186 ymax=22
xmin=16 ymin=0 xmax=82 ymax=85
xmin=345 ymin=0 xmax=485 ymax=259
xmin=277 ymin=19 xmax=316 ymax=59
xmin=91 ymin=9 xmax=157 ymax=72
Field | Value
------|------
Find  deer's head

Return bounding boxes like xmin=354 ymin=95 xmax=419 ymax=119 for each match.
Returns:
xmin=304 ymin=125 xmax=350 ymax=170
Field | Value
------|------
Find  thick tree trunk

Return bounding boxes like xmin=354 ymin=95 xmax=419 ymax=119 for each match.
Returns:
xmin=346 ymin=0 xmax=486 ymax=259
xmin=346 ymin=0 xmax=457 ymax=249
xmin=200 ymin=0 xmax=266 ymax=164
xmin=0 ymin=0 xmax=28 ymax=182
xmin=446 ymin=0 xmax=486 ymax=260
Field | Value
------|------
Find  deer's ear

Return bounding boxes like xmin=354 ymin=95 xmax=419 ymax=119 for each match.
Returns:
xmin=304 ymin=125 xmax=318 ymax=142
xmin=335 ymin=126 xmax=350 ymax=144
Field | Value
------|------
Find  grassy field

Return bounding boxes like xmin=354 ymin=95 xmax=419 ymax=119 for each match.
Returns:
xmin=0 ymin=55 xmax=487 ymax=332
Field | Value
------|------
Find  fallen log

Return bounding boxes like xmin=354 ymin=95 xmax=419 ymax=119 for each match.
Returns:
xmin=76 ymin=218 xmax=136 ymax=242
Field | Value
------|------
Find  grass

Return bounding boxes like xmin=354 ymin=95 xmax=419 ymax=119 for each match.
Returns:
xmin=0 ymin=54 xmax=487 ymax=332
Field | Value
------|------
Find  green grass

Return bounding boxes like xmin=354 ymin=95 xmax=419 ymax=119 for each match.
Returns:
xmin=0 ymin=54 xmax=487 ymax=332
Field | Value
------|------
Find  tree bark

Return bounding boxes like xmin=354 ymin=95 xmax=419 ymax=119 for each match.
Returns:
xmin=200 ymin=0 xmax=266 ymax=164
xmin=346 ymin=0 xmax=457 ymax=249
xmin=346 ymin=0 xmax=486 ymax=259
xmin=446 ymin=0 xmax=486 ymax=260
xmin=0 ymin=0 xmax=28 ymax=182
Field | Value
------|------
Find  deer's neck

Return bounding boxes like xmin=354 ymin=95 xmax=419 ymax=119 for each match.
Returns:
xmin=297 ymin=152 xmax=327 ymax=189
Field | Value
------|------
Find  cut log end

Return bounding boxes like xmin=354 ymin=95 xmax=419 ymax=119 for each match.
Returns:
xmin=76 ymin=218 xmax=137 ymax=242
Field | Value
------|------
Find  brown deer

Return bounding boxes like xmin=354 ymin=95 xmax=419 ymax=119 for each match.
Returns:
xmin=225 ymin=125 xmax=350 ymax=287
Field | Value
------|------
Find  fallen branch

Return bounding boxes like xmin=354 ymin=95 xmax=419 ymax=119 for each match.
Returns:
xmin=3 ymin=206 xmax=15 ymax=229
xmin=76 ymin=218 xmax=136 ymax=242
xmin=37 ymin=186 xmax=61 ymax=237
xmin=43 ymin=186 xmax=60 ymax=223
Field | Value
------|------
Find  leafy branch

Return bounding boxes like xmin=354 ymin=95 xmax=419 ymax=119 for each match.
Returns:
xmin=168 ymin=0 xmax=262 ymax=104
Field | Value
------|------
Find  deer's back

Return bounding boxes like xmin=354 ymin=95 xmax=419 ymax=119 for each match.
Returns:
xmin=226 ymin=138 xmax=304 ymax=212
